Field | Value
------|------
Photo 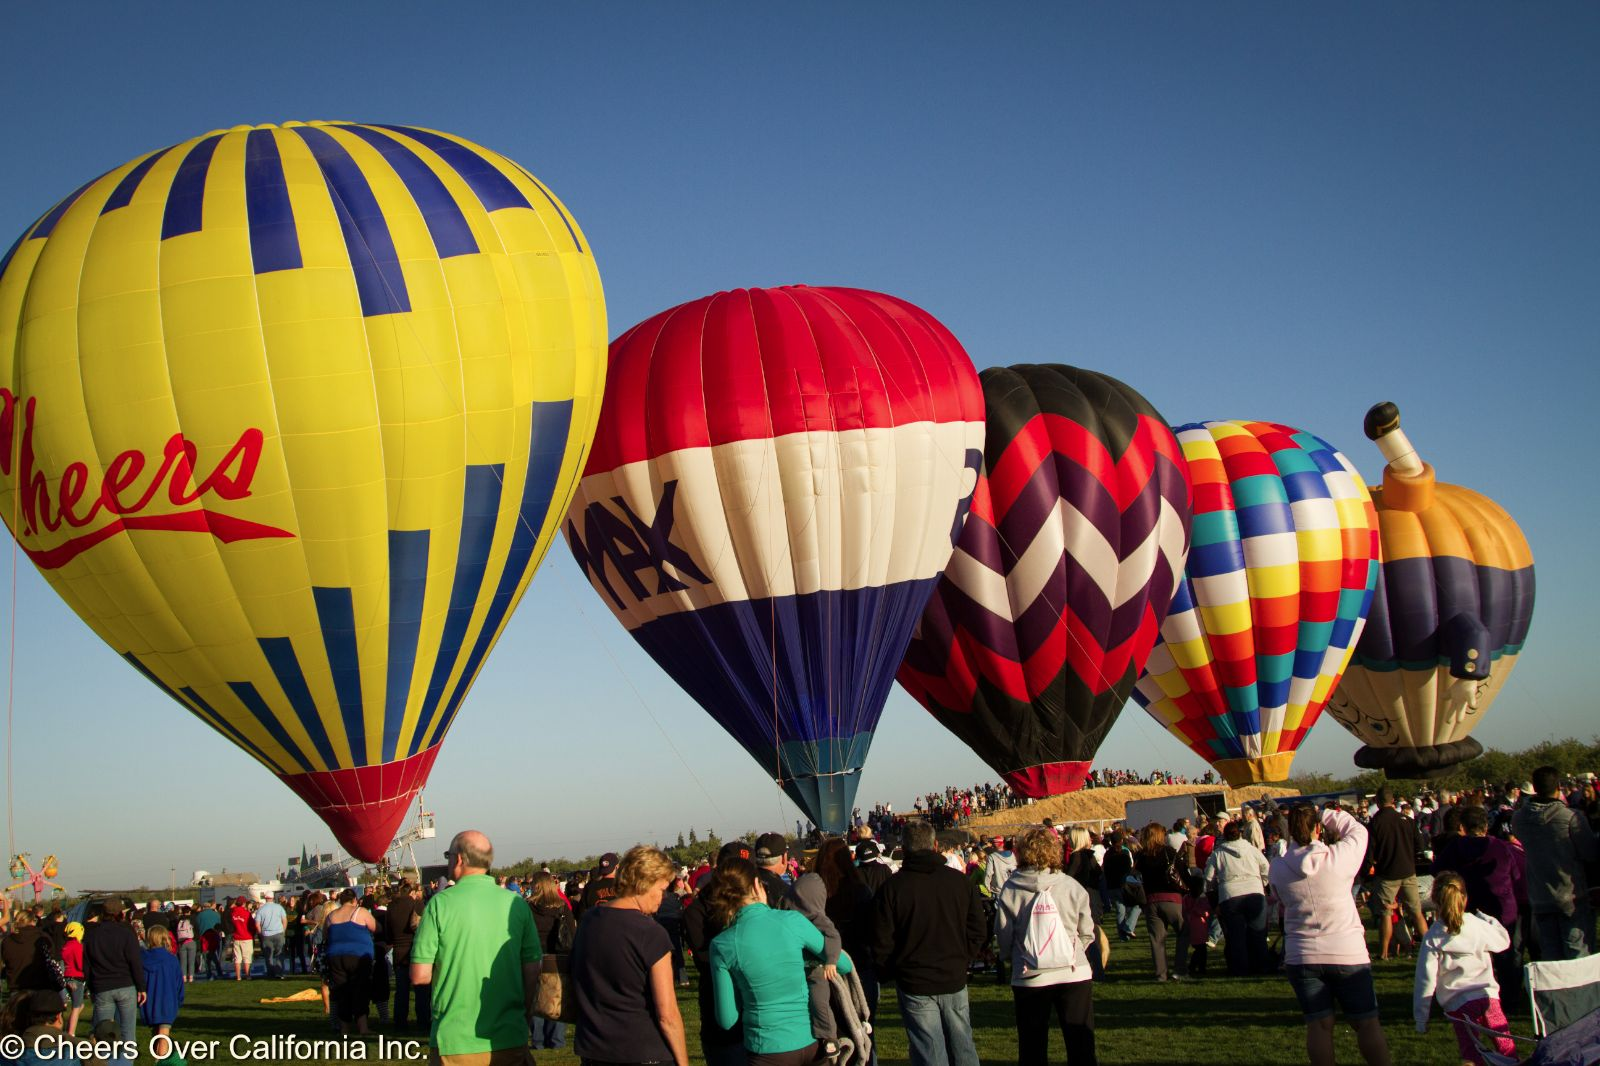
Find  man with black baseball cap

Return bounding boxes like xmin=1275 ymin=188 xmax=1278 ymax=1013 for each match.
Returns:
xmin=752 ymin=832 xmax=791 ymax=900
xmin=575 ymin=852 xmax=620 ymax=922
xmin=855 ymin=839 xmax=893 ymax=897
xmin=15 ymin=989 xmax=75 ymax=1062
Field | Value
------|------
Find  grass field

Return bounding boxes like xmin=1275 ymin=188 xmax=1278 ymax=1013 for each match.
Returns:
xmin=104 ymin=926 xmax=1519 ymax=1066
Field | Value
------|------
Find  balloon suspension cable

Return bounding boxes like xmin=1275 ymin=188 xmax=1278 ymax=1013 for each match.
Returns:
xmin=6 ymin=505 xmax=15 ymax=859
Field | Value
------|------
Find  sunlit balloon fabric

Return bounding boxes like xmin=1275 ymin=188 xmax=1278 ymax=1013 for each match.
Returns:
xmin=0 ymin=123 xmax=605 ymax=859
xmin=1327 ymin=425 xmax=1535 ymax=778
xmin=898 ymin=365 xmax=1192 ymax=797
xmin=565 ymin=286 xmax=984 ymax=831
xmin=1133 ymin=421 xmax=1380 ymax=786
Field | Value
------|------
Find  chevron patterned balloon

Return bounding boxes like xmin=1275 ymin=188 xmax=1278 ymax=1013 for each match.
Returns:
xmin=898 ymin=365 xmax=1193 ymax=797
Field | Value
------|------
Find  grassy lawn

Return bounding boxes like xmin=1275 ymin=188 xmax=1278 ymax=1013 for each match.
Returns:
xmin=111 ymin=926 xmax=1513 ymax=1065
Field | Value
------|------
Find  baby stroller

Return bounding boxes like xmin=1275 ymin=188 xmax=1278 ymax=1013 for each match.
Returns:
xmin=1466 ymin=956 xmax=1600 ymax=1066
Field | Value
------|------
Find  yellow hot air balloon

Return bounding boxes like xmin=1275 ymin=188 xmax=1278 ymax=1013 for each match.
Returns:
xmin=0 ymin=122 xmax=605 ymax=858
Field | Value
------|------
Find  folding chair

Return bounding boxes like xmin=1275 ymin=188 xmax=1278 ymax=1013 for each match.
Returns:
xmin=1528 ymin=956 xmax=1600 ymax=1038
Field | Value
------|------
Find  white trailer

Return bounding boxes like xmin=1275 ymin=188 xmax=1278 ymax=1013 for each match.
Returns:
xmin=1123 ymin=791 xmax=1229 ymax=831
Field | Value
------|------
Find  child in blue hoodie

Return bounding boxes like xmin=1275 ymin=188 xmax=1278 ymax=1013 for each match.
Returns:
xmin=140 ymin=925 xmax=186 ymax=1063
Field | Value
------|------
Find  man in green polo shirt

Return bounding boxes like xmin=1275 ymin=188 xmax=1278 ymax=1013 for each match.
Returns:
xmin=412 ymin=830 xmax=541 ymax=1066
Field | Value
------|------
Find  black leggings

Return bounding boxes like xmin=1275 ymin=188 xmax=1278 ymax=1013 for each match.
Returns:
xmin=1014 ymin=982 xmax=1096 ymax=1066
xmin=326 ymin=954 xmax=372 ymax=1023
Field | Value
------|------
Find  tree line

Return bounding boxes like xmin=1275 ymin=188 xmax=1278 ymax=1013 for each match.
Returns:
xmin=1288 ymin=736 xmax=1600 ymax=798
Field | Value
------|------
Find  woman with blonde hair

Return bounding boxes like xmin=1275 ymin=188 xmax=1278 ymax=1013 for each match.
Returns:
xmin=1414 ymin=872 xmax=1515 ymax=1065
xmin=140 ymin=924 xmax=185 ymax=1055
xmin=571 ymin=845 xmax=689 ymax=1066
xmin=994 ymin=828 xmax=1098 ymax=1064
xmin=1062 ymin=825 xmax=1111 ymax=979
xmin=527 ymin=872 xmax=573 ymax=1051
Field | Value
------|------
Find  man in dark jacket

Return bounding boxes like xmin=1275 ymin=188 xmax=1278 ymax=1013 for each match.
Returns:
xmin=855 ymin=839 xmax=893 ymax=897
xmin=383 ymin=881 xmax=429 ymax=1030
xmin=870 ymin=821 xmax=986 ymax=1066
xmin=683 ymin=841 xmax=754 ymax=1066
xmin=83 ymin=898 xmax=145 ymax=1058
xmin=1435 ymin=804 xmax=1527 ymax=995
xmin=1513 ymin=765 xmax=1599 ymax=960
xmin=1364 ymin=788 xmax=1425 ymax=960
xmin=0 ymin=914 xmax=51 ymax=991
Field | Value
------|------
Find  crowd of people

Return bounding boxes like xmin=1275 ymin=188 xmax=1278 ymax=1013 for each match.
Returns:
xmin=887 ymin=771 xmax=1223 ymax=833
xmin=5 ymin=765 xmax=1600 ymax=1065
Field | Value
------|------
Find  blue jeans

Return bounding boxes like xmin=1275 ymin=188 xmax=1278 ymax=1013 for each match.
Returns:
xmin=1116 ymin=900 xmax=1141 ymax=938
xmin=530 ymin=1016 xmax=565 ymax=1049
xmin=896 ymin=988 xmax=979 ymax=1066
xmin=1535 ymin=906 xmax=1595 ymax=960
xmin=259 ymin=932 xmax=286 ymax=976
xmin=1219 ymin=893 xmax=1269 ymax=975
xmin=91 ymin=985 xmax=138 ymax=1065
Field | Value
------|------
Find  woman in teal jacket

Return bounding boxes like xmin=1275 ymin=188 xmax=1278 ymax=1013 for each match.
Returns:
xmin=706 ymin=858 xmax=852 ymax=1066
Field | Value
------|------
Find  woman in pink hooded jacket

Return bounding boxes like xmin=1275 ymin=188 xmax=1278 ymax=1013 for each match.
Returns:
xmin=1268 ymin=805 xmax=1393 ymax=1066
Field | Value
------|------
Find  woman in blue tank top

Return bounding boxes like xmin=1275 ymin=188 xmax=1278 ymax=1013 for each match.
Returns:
xmin=322 ymin=889 xmax=378 ymax=1037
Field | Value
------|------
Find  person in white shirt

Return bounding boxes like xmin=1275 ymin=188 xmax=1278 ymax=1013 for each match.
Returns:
xmin=1414 ymin=872 xmax=1516 ymax=1064
xmin=984 ymin=839 xmax=1018 ymax=897
xmin=1205 ymin=821 xmax=1272 ymax=975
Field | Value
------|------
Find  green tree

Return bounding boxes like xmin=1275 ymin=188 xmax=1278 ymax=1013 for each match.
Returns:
xmin=688 ymin=828 xmax=698 ymax=846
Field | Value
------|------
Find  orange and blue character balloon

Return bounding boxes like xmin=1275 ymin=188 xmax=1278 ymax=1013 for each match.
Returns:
xmin=1326 ymin=403 xmax=1535 ymax=778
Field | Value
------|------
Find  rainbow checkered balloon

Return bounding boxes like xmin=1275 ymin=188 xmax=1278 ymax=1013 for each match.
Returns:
xmin=1132 ymin=421 xmax=1380 ymax=786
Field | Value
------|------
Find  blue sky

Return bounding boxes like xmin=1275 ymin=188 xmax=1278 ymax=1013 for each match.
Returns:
xmin=2 ymin=4 xmax=1596 ymax=888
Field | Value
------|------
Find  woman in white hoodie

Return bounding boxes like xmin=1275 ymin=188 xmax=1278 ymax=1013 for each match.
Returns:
xmin=1414 ymin=872 xmax=1517 ymax=1066
xmin=994 ymin=828 xmax=1098 ymax=1066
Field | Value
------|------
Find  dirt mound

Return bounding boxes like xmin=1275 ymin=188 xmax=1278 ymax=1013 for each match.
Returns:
xmin=964 ymin=782 xmax=1299 ymax=832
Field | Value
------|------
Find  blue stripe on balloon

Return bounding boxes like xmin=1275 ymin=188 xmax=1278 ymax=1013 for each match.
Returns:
xmin=438 ymin=401 xmax=573 ymax=733
xmin=383 ymin=529 xmax=431 ymax=763
xmin=1305 ymin=444 xmax=1347 ymax=476
xmin=32 ymin=177 xmax=98 ymax=240
xmin=335 ymin=125 xmax=479 ymax=258
xmin=506 ymin=160 xmax=586 ymax=253
xmin=0 ymin=232 xmax=25 ymax=282
xmin=245 ymin=130 xmax=302 ymax=274
xmin=292 ymin=125 xmax=410 ymax=316
xmin=227 ymin=681 xmax=315 ymax=775
xmin=258 ymin=636 xmax=342 ymax=769
xmin=1235 ymin=500 xmax=1294 ymax=540
xmin=626 ymin=579 xmax=934 ymax=832
xmin=1188 ymin=540 xmax=1246 ymax=579
xmin=122 ymin=652 xmax=283 ymax=770
xmin=313 ymin=586 xmax=366 ymax=766
xmin=179 ymin=684 xmax=277 ymax=771
xmin=161 ymin=134 xmax=224 ymax=239
xmin=420 ymin=465 xmax=506 ymax=750
xmin=376 ymin=125 xmax=531 ymax=212
xmin=101 ymin=148 xmax=173 ymax=215
xmin=1281 ymin=469 xmax=1333 ymax=503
